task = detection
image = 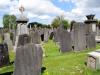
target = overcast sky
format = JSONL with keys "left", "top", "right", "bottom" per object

{"left": 0, "top": 0, "right": 100, "bottom": 27}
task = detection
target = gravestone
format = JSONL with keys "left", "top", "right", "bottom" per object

{"left": 13, "top": 43, "right": 43, "bottom": 75}
{"left": 84, "top": 14, "right": 97, "bottom": 49}
{"left": 4, "top": 33, "right": 13, "bottom": 51}
{"left": 56, "top": 25, "right": 72, "bottom": 53}
{"left": 17, "top": 34, "right": 31, "bottom": 47}
{"left": 53, "top": 28, "right": 60, "bottom": 42}
{"left": 87, "top": 50, "right": 100, "bottom": 70}
{"left": 0, "top": 43, "right": 10, "bottom": 67}
{"left": 44, "top": 28, "right": 49, "bottom": 42}
{"left": 86, "top": 33, "right": 96, "bottom": 48}
{"left": 72, "top": 22, "right": 86, "bottom": 51}
{"left": 30, "top": 31, "right": 41, "bottom": 44}
{"left": 17, "top": 23, "right": 29, "bottom": 35}
{"left": 14, "top": 6, "right": 29, "bottom": 51}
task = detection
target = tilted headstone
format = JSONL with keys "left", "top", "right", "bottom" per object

{"left": 72, "top": 22, "right": 86, "bottom": 51}
{"left": 4, "top": 33, "right": 13, "bottom": 51}
{"left": 13, "top": 43, "right": 43, "bottom": 75}
{"left": 0, "top": 43, "right": 10, "bottom": 67}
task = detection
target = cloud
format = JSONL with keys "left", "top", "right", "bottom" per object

{"left": 1, "top": 0, "right": 100, "bottom": 25}
{"left": 63, "top": 0, "right": 100, "bottom": 21}
{"left": 18, "top": 0, "right": 66, "bottom": 15}
{"left": 0, "top": 0, "right": 10, "bottom": 8}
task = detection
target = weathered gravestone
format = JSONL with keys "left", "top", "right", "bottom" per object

{"left": 86, "top": 32, "right": 96, "bottom": 48}
{"left": 30, "top": 30, "right": 41, "bottom": 44}
{"left": 87, "top": 50, "right": 100, "bottom": 70}
{"left": 14, "top": 6, "right": 29, "bottom": 51}
{"left": 56, "top": 25, "right": 72, "bottom": 53}
{"left": 0, "top": 43, "right": 10, "bottom": 67}
{"left": 44, "top": 28, "right": 49, "bottom": 42}
{"left": 13, "top": 34, "right": 43, "bottom": 75}
{"left": 4, "top": 33, "right": 13, "bottom": 51}
{"left": 72, "top": 22, "right": 87, "bottom": 51}
{"left": 84, "top": 14, "right": 97, "bottom": 49}
{"left": 17, "top": 34, "right": 31, "bottom": 46}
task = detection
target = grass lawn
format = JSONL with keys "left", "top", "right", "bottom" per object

{"left": 43, "top": 40, "right": 100, "bottom": 75}
{"left": 0, "top": 40, "right": 100, "bottom": 75}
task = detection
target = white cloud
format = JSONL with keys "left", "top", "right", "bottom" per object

{"left": 0, "top": 0, "right": 10, "bottom": 8}
{"left": 1, "top": 0, "right": 100, "bottom": 25}
{"left": 18, "top": 0, "right": 66, "bottom": 15}
{"left": 62, "top": 0, "right": 100, "bottom": 21}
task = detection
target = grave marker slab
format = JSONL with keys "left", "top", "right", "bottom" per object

{"left": 0, "top": 43, "right": 10, "bottom": 68}
{"left": 13, "top": 43, "right": 43, "bottom": 75}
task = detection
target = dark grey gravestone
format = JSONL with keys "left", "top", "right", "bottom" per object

{"left": 13, "top": 43, "right": 43, "bottom": 75}
{"left": 17, "top": 34, "right": 31, "bottom": 47}
{"left": 56, "top": 25, "right": 72, "bottom": 53}
{"left": 72, "top": 22, "right": 86, "bottom": 51}
{"left": 60, "top": 31, "right": 72, "bottom": 53}
{"left": 30, "top": 31, "right": 41, "bottom": 44}
{"left": 0, "top": 43, "right": 10, "bottom": 68}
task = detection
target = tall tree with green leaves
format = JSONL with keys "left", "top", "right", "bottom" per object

{"left": 3, "top": 14, "right": 17, "bottom": 29}
{"left": 51, "top": 15, "right": 70, "bottom": 29}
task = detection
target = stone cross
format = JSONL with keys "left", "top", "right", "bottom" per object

{"left": 19, "top": 5, "right": 25, "bottom": 15}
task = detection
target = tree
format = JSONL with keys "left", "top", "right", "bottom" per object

{"left": 3, "top": 14, "right": 17, "bottom": 29}
{"left": 51, "top": 15, "right": 70, "bottom": 29}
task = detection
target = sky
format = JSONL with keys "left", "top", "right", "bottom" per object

{"left": 0, "top": 0, "right": 100, "bottom": 27}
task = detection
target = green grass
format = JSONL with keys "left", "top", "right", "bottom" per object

{"left": 0, "top": 50, "right": 15, "bottom": 74}
{"left": 0, "top": 40, "right": 100, "bottom": 75}
{"left": 43, "top": 40, "right": 100, "bottom": 75}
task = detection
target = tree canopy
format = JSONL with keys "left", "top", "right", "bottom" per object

{"left": 51, "top": 15, "right": 70, "bottom": 29}
{"left": 3, "top": 14, "right": 17, "bottom": 29}
{"left": 28, "top": 22, "right": 51, "bottom": 28}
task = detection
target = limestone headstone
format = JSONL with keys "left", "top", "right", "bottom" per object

{"left": 13, "top": 43, "right": 43, "bottom": 75}
{"left": 17, "top": 23, "right": 29, "bottom": 35}
{"left": 17, "top": 34, "right": 31, "bottom": 47}
{"left": 4, "top": 33, "right": 13, "bottom": 50}
{"left": 87, "top": 50, "right": 100, "bottom": 70}
{"left": 56, "top": 25, "right": 72, "bottom": 53}
{"left": 44, "top": 28, "right": 49, "bottom": 42}
{"left": 0, "top": 43, "right": 10, "bottom": 67}
{"left": 86, "top": 33, "right": 96, "bottom": 48}
{"left": 30, "top": 31, "right": 41, "bottom": 44}
{"left": 72, "top": 22, "right": 86, "bottom": 51}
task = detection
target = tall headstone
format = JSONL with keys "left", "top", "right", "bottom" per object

{"left": 44, "top": 28, "right": 49, "bottom": 42}
{"left": 56, "top": 25, "right": 72, "bottom": 53}
{"left": 13, "top": 34, "right": 43, "bottom": 75}
{"left": 0, "top": 43, "right": 10, "bottom": 67}
{"left": 4, "top": 33, "right": 13, "bottom": 51}
{"left": 14, "top": 6, "right": 29, "bottom": 51}
{"left": 72, "top": 22, "right": 87, "bottom": 51}
{"left": 84, "top": 14, "right": 97, "bottom": 48}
